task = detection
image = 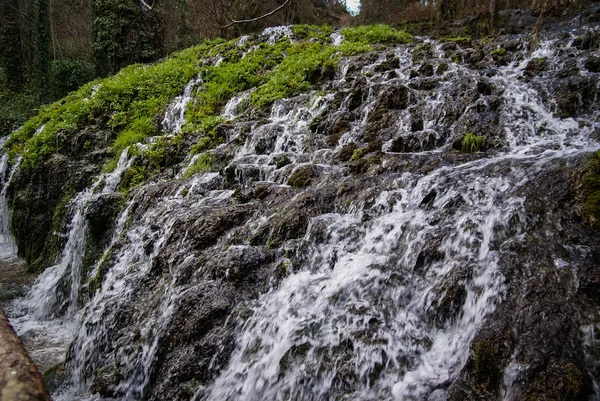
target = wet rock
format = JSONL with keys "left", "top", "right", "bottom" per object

{"left": 363, "top": 85, "right": 410, "bottom": 142}
{"left": 418, "top": 63, "right": 435, "bottom": 77}
{"left": 390, "top": 131, "right": 438, "bottom": 153}
{"left": 420, "top": 189, "right": 437, "bottom": 209}
{"left": 374, "top": 54, "right": 400, "bottom": 72}
{"left": 523, "top": 57, "right": 547, "bottom": 77}
{"left": 335, "top": 143, "right": 357, "bottom": 163}
{"left": 436, "top": 62, "right": 449, "bottom": 76}
{"left": 379, "top": 85, "right": 410, "bottom": 110}
{"left": 206, "top": 246, "right": 274, "bottom": 285}
{"left": 409, "top": 77, "right": 439, "bottom": 91}
{"left": 85, "top": 193, "right": 125, "bottom": 240}
{"left": 411, "top": 115, "right": 424, "bottom": 132}
{"left": 428, "top": 389, "right": 450, "bottom": 401}
{"left": 476, "top": 79, "right": 495, "bottom": 96}
{"left": 572, "top": 31, "right": 600, "bottom": 50}
{"left": 181, "top": 206, "right": 254, "bottom": 251}
{"left": 585, "top": 56, "right": 600, "bottom": 73}
{"left": 310, "top": 110, "right": 354, "bottom": 147}
{"left": 288, "top": 165, "right": 317, "bottom": 188}
{"left": 273, "top": 154, "right": 291, "bottom": 169}
{"left": 348, "top": 76, "right": 367, "bottom": 111}
{"left": 253, "top": 125, "right": 283, "bottom": 155}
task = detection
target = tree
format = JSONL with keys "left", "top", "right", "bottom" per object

{"left": 0, "top": 0, "right": 27, "bottom": 90}
{"left": 92, "top": 0, "right": 154, "bottom": 76}
{"left": 34, "top": 0, "right": 51, "bottom": 102}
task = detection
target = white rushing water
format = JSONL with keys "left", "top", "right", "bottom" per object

{"left": 3, "top": 26, "right": 600, "bottom": 401}
{"left": 198, "top": 37, "right": 599, "bottom": 401}
{"left": 0, "top": 149, "right": 21, "bottom": 260}
{"left": 6, "top": 148, "right": 133, "bottom": 372}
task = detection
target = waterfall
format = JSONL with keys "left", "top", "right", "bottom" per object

{"left": 6, "top": 148, "right": 132, "bottom": 373}
{"left": 3, "top": 18, "right": 600, "bottom": 401}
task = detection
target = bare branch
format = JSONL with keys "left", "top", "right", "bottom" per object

{"left": 0, "top": 0, "right": 35, "bottom": 23}
{"left": 221, "top": 0, "right": 292, "bottom": 28}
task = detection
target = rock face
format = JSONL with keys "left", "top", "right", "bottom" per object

{"left": 2, "top": 9, "right": 600, "bottom": 401}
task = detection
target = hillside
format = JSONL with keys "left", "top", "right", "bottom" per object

{"left": 1, "top": 10, "right": 600, "bottom": 401}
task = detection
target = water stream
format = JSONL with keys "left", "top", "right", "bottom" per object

{"left": 3, "top": 23, "right": 599, "bottom": 401}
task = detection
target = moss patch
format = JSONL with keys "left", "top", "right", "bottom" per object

{"left": 582, "top": 151, "right": 600, "bottom": 227}
{"left": 288, "top": 165, "right": 316, "bottom": 188}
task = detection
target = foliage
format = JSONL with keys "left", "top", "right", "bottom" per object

{"left": 6, "top": 42, "right": 209, "bottom": 166}
{"left": 490, "top": 47, "right": 506, "bottom": 57}
{"left": 251, "top": 41, "right": 338, "bottom": 108}
{"left": 340, "top": 25, "right": 413, "bottom": 45}
{"left": 291, "top": 25, "right": 335, "bottom": 41}
{"left": 92, "top": 0, "right": 155, "bottom": 76}
{"left": 50, "top": 59, "right": 96, "bottom": 100}
{"left": 0, "top": 1, "right": 25, "bottom": 92}
{"left": 0, "top": 75, "right": 37, "bottom": 137}
{"left": 35, "top": 0, "right": 52, "bottom": 103}
{"left": 461, "top": 133, "right": 486, "bottom": 153}
{"left": 6, "top": 25, "right": 412, "bottom": 171}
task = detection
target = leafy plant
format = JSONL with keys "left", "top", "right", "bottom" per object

{"left": 461, "top": 133, "right": 486, "bottom": 153}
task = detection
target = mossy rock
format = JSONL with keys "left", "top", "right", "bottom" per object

{"left": 469, "top": 340, "right": 501, "bottom": 391}
{"left": 581, "top": 152, "right": 600, "bottom": 228}
{"left": 336, "top": 143, "right": 357, "bottom": 163}
{"left": 288, "top": 165, "right": 316, "bottom": 188}
{"left": 374, "top": 54, "right": 400, "bottom": 72}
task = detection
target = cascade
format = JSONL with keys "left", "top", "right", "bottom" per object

{"left": 6, "top": 148, "right": 132, "bottom": 372}
{"left": 3, "top": 19, "right": 600, "bottom": 401}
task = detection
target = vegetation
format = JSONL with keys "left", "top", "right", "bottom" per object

{"left": 582, "top": 151, "right": 600, "bottom": 227}
{"left": 461, "top": 133, "right": 486, "bottom": 153}
{"left": 182, "top": 152, "right": 216, "bottom": 179}
{"left": 5, "top": 25, "right": 411, "bottom": 174}
{"left": 288, "top": 165, "right": 316, "bottom": 188}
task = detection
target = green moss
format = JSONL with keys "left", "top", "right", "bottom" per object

{"left": 461, "top": 133, "right": 486, "bottom": 153}
{"left": 251, "top": 42, "right": 338, "bottom": 109}
{"left": 117, "top": 135, "right": 182, "bottom": 190}
{"left": 490, "top": 47, "right": 506, "bottom": 57}
{"left": 351, "top": 148, "right": 367, "bottom": 161}
{"left": 291, "top": 25, "right": 334, "bottom": 41}
{"left": 7, "top": 26, "right": 411, "bottom": 170}
{"left": 182, "top": 152, "right": 215, "bottom": 179}
{"left": 338, "top": 42, "right": 374, "bottom": 55}
{"left": 288, "top": 165, "right": 315, "bottom": 188}
{"left": 340, "top": 25, "right": 413, "bottom": 45}
{"left": 441, "top": 36, "right": 471, "bottom": 43}
{"left": 582, "top": 151, "right": 600, "bottom": 227}
{"left": 471, "top": 340, "right": 500, "bottom": 390}
{"left": 5, "top": 40, "right": 220, "bottom": 167}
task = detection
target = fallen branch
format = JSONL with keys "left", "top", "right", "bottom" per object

{"left": 0, "top": 306, "right": 51, "bottom": 401}
{"left": 221, "top": 0, "right": 292, "bottom": 28}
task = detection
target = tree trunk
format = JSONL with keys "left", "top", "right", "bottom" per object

{"left": 490, "top": 0, "right": 498, "bottom": 26}
{"left": 0, "top": 0, "right": 25, "bottom": 91}
{"left": 34, "top": 0, "right": 51, "bottom": 103}
{"left": 0, "top": 306, "right": 51, "bottom": 401}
